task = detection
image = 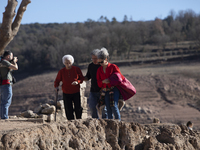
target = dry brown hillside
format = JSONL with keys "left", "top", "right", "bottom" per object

{"left": 9, "top": 60, "right": 200, "bottom": 130}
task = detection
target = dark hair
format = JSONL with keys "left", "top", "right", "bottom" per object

{"left": 2, "top": 50, "right": 12, "bottom": 58}
{"left": 187, "top": 121, "right": 192, "bottom": 127}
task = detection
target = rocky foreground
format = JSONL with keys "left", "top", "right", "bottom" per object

{"left": 0, "top": 118, "right": 200, "bottom": 150}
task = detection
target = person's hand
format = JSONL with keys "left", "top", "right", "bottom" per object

{"left": 55, "top": 87, "right": 59, "bottom": 91}
{"left": 71, "top": 81, "right": 78, "bottom": 85}
{"left": 102, "top": 79, "right": 110, "bottom": 84}
{"left": 13, "top": 57, "right": 18, "bottom": 63}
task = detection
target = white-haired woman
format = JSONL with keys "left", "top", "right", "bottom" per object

{"left": 54, "top": 55, "right": 84, "bottom": 120}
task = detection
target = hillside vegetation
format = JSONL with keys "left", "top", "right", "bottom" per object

{"left": 2, "top": 9, "right": 200, "bottom": 74}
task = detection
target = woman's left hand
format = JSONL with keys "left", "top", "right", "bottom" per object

{"left": 71, "top": 81, "right": 78, "bottom": 85}
{"left": 102, "top": 79, "right": 110, "bottom": 84}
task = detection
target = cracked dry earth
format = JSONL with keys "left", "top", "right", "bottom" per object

{"left": 1, "top": 119, "right": 200, "bottom": 149}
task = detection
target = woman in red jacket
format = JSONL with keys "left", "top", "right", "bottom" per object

{"left": 96, "top": 48, "right": 124, "bottom": 120}
{"left": 54, "top": 55, "right": 84, "bottom": 120}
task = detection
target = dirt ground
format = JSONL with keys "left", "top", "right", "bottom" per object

{"left": 118, "top": 61, "right": 200, "bottom": 130}
{"left": 0, "top": 119, "right": 45, "bottom": 133}
{"left": 1, "top": 60, "right": 200, "bottom": 132}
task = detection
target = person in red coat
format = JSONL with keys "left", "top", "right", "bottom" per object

{"left": 54, "top": 55, "right": 84, "bottom": 120}
{"left": 96, "top": 48, "right": 124, "bottom": 120}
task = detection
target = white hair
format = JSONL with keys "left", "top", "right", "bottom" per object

{"left": 97, "top": 47, "right": 109, "bottom": 60}
{"left": 91, "top": 49, "right": 100, "bottom": 56}
{"left": 62, "top": 55, "right": 74, "bottom": 65}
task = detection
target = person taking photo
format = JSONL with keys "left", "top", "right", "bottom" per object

{"left": 0, "top": 50, "right": 18, "bottom": 119}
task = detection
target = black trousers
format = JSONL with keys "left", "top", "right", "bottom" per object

{"left": 63, "top": 92, "right": 82, "bottom": 120}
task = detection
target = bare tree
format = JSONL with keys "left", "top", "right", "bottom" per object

{"left": 0, "top": 0, "right": 31, "bottom": 54}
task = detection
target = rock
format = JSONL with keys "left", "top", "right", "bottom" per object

{"left": 9, "top": 116, "right": 18, "bottom": 119}
{"left": 34, "top": 105, "right": 42, "bottom": 113}
{"left": 41, "top": 103, "right": 50, "bottom": 109}
{"left": 47, "top": 100, "right": 55, "bottom": 105}
{"left": 57, "top": 100, "right": 64, "bottom": 109}
{"left": 47, "top": 114, "right": 55, "bottom": 122}
{"left": 20, "top": 110, "right": 37, "bottom": 118}
{"left": 38, "top": 114, "right": 48, "bottom": 121}
{"left": 136, "top": 106, "right": 141, "bottom": 113}
{"left": 41, "top": 106, "right": 56, "bottom": 114}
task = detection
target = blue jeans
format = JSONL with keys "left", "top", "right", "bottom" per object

{"left": 0, "top": 84, "right": 13, "bottom": 119}
{"left": 89, "top": 92, "right": 107, "bottom": 119}
{"left": 105, "top": 87, "right": 121, "bottom": 120}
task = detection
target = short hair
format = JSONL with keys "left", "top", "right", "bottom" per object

{"left": 62, "top": 55, "right": 74, "bottom": 65}
{"left": 2, "top": 50, "right": 12, "bottom": 58}
{"left": 187, "top": 121, "right": 192, "bottom": 127}
{"left": 91, "top": 49, "right": 100, "bottom": 56}
{"left": 97, "top": 47, "right": 109, "bottom": 60}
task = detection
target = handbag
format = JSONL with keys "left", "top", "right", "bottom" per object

{"left": 109, "top": 72, "right": 136, "bottom": 100}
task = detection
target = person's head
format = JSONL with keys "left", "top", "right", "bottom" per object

{"left": 187, "top": 121, "right": 193, "bottom": 128}
{"left": 91, "top": 49, "right": 100, "bottom": 65}
{"left": 2, "top": 50, "right": 13, "bottom": 61}
{"left": 153, "top": 118, "right": 160, "bottom": 123}
{"left": 62, "top": 55, "right": 74, "bottom": 69}
{"left": 97, "top": 47, "right": 109, "bottom": 66}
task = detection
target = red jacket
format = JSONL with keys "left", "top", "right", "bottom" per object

{"left": 96, "top": 63, "right": 124, "bottom": 88}
{"left": 54, "top": 66, "right": 84, "bottom": 94}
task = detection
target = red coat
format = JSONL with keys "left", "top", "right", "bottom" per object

{"left": 54, "top": 66, "right": 84, "bottom": 94}
{"left": 96, "top": 63, "right": 124, "bottom": 88}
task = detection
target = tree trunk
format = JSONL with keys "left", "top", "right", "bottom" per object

{"left": 0, "top": 0, "right": 31, "bottom": 55}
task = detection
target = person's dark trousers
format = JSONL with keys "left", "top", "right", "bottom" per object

{"left": 63, "top": 92, "right": 82, "bottom": 120}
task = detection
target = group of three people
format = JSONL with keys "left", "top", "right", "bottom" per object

{"left": 54, "top": 47, "right": 130, "bottom": 120}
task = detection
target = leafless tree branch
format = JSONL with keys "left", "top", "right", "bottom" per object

{"left": 0, "top": 0, "right": 31, "bottom": 54}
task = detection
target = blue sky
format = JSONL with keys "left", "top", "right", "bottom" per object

{"left": 0, "top": 0, "right": 200, "bottom": 24}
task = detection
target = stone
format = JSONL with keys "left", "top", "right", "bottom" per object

{"left": 34, "top": 105, "right": 42, "bottom": 113}
{"left": 20, "top": 110, "right": 37, "bottom": 118}
{"left": 9, "top": 116, "right": 18, "bottom": 119}
{"left": 136, "top": 106, "right": 141, "bottom": 113}
{"left": 38, "top": 114, "right": 48, "bottom": 121}
{"left": 57, "top": 100, "right": 64, "bottom": 109}
{"left": 41, "top": 103, "right": 50, "bottom": 109}
{"left": 47, "top": 114, "right": 55, "bottom": 122}
{"left": 41, "top": 106, "right": 56, "bottom": 114}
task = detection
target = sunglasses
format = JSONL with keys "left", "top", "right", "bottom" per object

{"left": 98, "top": 61, "right": 104, "bottom": 64}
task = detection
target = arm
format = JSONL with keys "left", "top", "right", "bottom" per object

{"left": 102, "top": 64, "right": 120, "bottom": 84}
{"left": 112, "top": 64, "right": 121, "bottom": 73}
{"left": 9, "top": 63, "right": 18, "bottom": 70}
{"left": 9, "top": 57, "right": 18, "bottom": 70}
{"left": 76, "top": 67, "right": 84, "bottom": 84}
{"left": 54, "top": 70, "right": 62, "bottom": 88}
{"left": 111, "top": 64, "right": 125, "bottom": 80}
{"left": 84, "top": 65, "right": 91, "bottom": 81}
{"left": 96, "top": 68, "right": 103, "bottom": 88}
